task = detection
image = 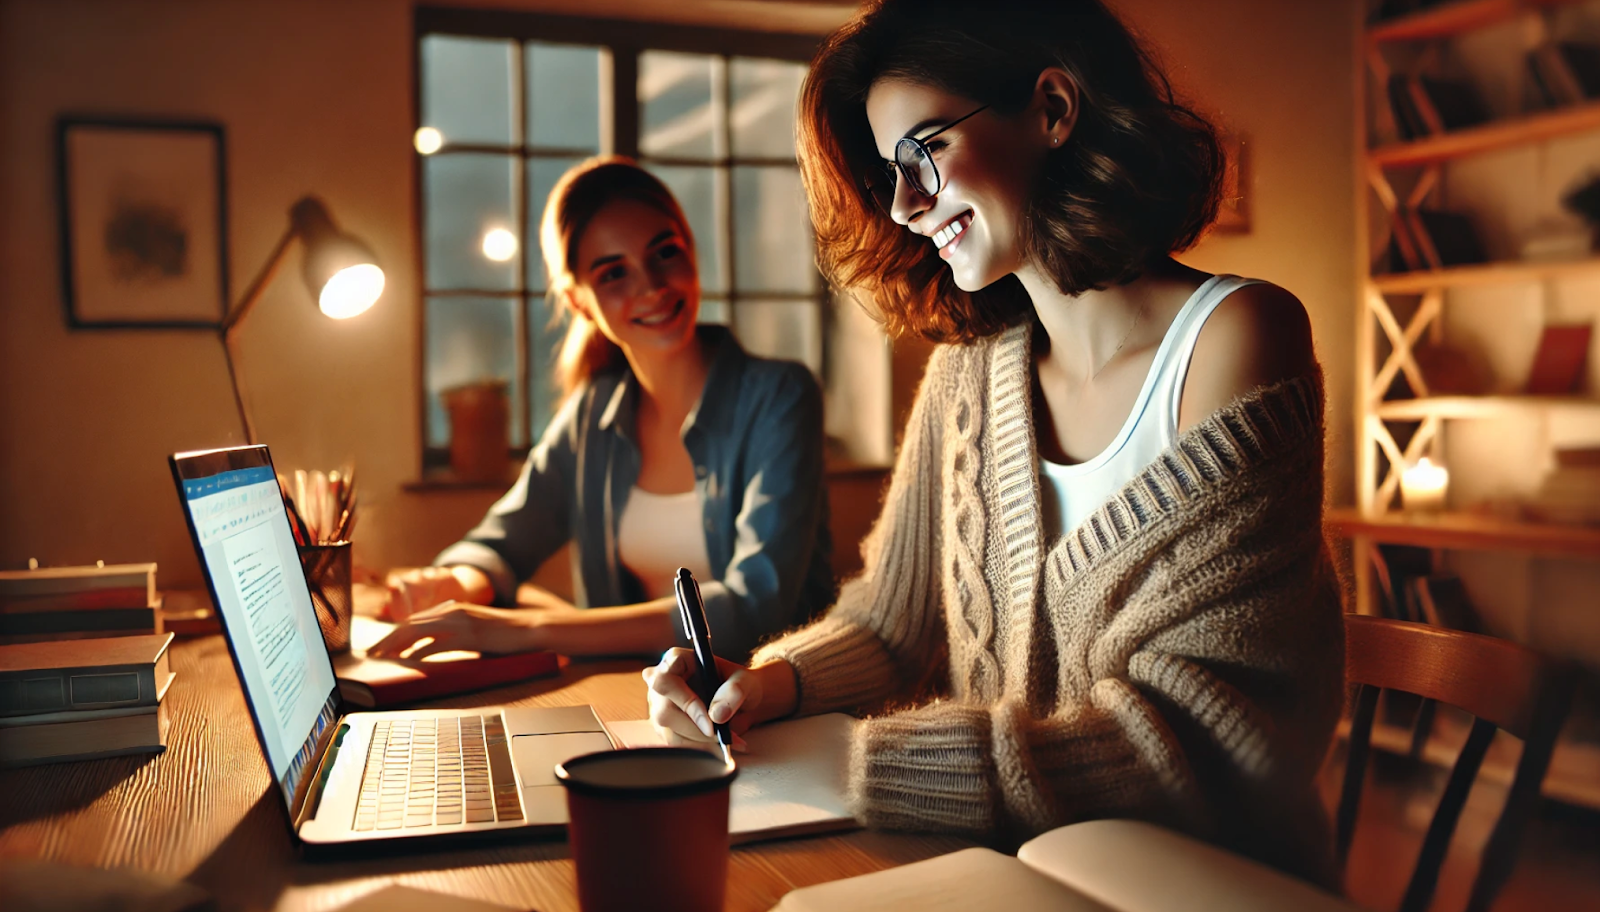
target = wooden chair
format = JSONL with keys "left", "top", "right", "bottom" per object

{"left": 1336, "top": 615, "right": 1575, "bottom": 912}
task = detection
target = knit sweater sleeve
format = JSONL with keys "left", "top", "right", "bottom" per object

{"left": 748, "top": 347, "right": 954, "bottom": 715}
{"left": 842, "top": 379, "right": 1346, "bottom": 870}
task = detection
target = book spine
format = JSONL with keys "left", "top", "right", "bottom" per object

{"left": 0, "top": 608, "right": 159, "bottom": 636}
{"left": 0, "top": 654, "right": 167, "bottom": 717}
{"left": 0, "top": 588, "right": 156, "bottom": 614}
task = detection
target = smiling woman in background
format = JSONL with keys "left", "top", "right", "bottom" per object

{"left": 645, "top": 0, "right": 1345, "bottom": 886}
{"left": 371, "top": 157, "right": 833, "bottom": 664}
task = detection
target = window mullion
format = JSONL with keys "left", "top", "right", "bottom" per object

{"left": 605, "top": 46, "right": 640, "bottom": 159}
{"left": 716, "top": 55, "right": 735, "bottom": 324}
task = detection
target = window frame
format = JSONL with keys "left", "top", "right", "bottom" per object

{"left": 412, "top": 7, "right": 825, "bottom": 479}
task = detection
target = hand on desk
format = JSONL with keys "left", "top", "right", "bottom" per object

{"left": 381, "top": 565, "right": 496, "bottom": 622}
{"left": 643, "top": 648, "right": 800, "bottom": 753}
{"left": 367, "top": 602, "right": 543, "bottom": 659}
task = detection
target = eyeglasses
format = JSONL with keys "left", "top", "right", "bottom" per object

{"left": 863, "top": 104, "right": 990, "bottom": 212}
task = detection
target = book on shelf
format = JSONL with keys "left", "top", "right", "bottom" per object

{"left": 0, "top": 672, "right": 174, "bottom": 766}
{"left": 1525, "top": 323, "right": 1593, "bottom": 395}
{"left": 1387, "top": 74, "right": 1431, "bottom": 141}
{"left": 0, "top": 632, "right": 174, "bottom": 717}
{"left": 1528, "top": 42, "right": 1600, "bottom": 109}
{"left": 0, "top": 562, "right": 157, "bottom": 611}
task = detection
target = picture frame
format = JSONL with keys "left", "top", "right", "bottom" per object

{"left": 56, "top": 117, "right": 230, "bottom": 330}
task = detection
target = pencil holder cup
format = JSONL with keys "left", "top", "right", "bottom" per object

{"left": 298, "top": 540, "right": 353, "bottom": 654}
{"left": 556, "top": 748, "right": 737, "bottom": 912}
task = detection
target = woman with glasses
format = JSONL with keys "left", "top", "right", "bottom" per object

{"left": 370, "top": 158, "right": 833, "bottom": 664}
{"left": 645, "top": 0, "right": 1344, "bottom": 884}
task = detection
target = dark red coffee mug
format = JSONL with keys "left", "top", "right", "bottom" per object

{"left": 556, "top": 747, "right": 737, "bottom": 912}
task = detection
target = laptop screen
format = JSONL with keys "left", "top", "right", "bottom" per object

{"left": 174, "top": 454, "right": 339, "bottom": 808}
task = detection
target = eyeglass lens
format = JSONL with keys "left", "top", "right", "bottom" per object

{"left": 896, "top": 138, "right": 938, "bottom": 197}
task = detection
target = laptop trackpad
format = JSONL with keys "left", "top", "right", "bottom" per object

{"left": 503, "top": 705, "right": 607, "bottom": 736}
{"left": 511, "top": 731, "right": 615, "bottom": 787}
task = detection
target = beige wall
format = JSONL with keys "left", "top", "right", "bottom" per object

{"left": 0, "top": 0, "right": 1358, "bottom": 591}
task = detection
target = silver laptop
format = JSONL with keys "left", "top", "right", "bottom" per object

{"left": 169, "top": 444, "right": 614, "bottom": 848}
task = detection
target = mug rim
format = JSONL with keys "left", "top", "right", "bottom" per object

{"left": 555, "top": 747, "right": 737, "bottom": 800}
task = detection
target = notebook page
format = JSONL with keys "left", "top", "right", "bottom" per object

{"left": 605, "top": 712, "right": 857, "bottom": 843}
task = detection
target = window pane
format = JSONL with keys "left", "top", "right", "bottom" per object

{"left": 425, "top": 153, "right": 518, "bottom": 290}
{"left": 698, "top": 298, "right": 729, "bottom": 325}
{"left": 425, "top": 296, "right": 522, "bottom": 448}
{"left": 648, "top": 165, "right": 726, "bottom": 294}
{"left": 734, "top": 300, "right": 821, "bottom": 376}
{"left": 528, "top": 294, "right": 566, "bottom": 443}
{"left": 420, "top": 35, "right": 515, "bottom": 147}
{"left": 527, "top": 156, "right": 586, "bottom": 291}
{"left": 733, "top": 166, "right": 815, "bottom": 293}
{"left": 640, "top": 51, "right": 720, "bottom": 160}
{"left": 527, "top": 42, "right": 601, "bottom": 151}
{"left": 730, "top": 58, "right": 805, "bottom": 159}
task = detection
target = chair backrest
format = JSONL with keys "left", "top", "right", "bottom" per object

{"left": 1336, "top": 615, "right": 1573, "bottom": 912}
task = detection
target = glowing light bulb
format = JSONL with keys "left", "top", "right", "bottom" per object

{"left": 319, "top": 263, "right": 384, "bottom": 319}
{"left": 413, "top": 127, "right": 444, "bottom": 155}
{"left": 482, "top": 228, "right": 518, "bottom": 262}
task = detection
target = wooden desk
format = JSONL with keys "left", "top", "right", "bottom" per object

{"left": 0, "top": 636, "right": 973, "bottom": 911}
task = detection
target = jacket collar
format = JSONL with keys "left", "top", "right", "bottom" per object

{"left": 596, "top": 325, "right": 748, "bottom": 441}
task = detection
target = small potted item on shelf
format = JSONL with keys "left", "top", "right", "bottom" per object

{"left": 1400, "top": 456, "right": 1449, "bottom": 513}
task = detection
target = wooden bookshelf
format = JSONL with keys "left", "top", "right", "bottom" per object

{"left": 1338, "top": 716, "right": 1600, "bottom": 810}
{"left": 1367, "top": 0, "right": 1587, "bottom": 45}
{"left": 1372, "top": 395, "right": 1600, "bottom": 420}
{"left": 1373, "top": 255, "right": 1600, "bottom": 292}
{"left": 1369, "top": 98, "right": 1600, "bottom": 166}
{"left": 1328, "top": 507, "right": 1600, "bottom": 558}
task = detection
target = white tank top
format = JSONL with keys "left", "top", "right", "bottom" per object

{"left": 617, "top": 487, "right": 713, "bottom": 599}
{"left": 1039, "top": 274, "right": 1263, "bottom": 538}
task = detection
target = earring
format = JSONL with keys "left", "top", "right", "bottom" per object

{"left": 1052, "top": 137, "right": 1059, "bottom": 145}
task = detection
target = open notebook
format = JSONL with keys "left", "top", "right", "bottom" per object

{"left": 604, "top": 712, "right": 857, "bottom": 844}
{"left": 773, "top": 819, "right": 1363, "bottom": 912}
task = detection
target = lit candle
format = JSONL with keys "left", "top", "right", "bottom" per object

{"left": 1400, "top": 457, "right": 1449, "bottom": 513}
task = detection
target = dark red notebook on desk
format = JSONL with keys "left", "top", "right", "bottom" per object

{"left": 335, "top": 616, "right": 561, "bottom": 709}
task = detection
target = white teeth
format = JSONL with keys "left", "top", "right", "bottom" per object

{"left": 933, "top": 215, "right": 968, "bottom": 249}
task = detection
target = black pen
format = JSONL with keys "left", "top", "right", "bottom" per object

{"left": 673, "top": 567, "right": 733, "bottom": 765}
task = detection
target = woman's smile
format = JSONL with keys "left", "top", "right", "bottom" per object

{"left": 932, "top": 210, "right": 973, "bottom": 259}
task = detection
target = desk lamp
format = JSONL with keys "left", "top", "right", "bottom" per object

{"left": 221, "top": 196, "right": 384, "bottom": 443}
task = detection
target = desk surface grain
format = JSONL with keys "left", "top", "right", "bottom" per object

{"left": 0, "top": 635, "right": 972, "bottom": 912}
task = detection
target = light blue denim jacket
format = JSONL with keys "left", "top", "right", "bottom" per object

{"left": 434, "top": 327, "right": 834, "bottom": 662}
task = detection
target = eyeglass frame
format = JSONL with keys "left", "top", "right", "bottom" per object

{"left": 864, "top": 104, "right": 991, "bottom": 212}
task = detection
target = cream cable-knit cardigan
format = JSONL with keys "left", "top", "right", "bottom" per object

{"left": 751, "top": 321, "right": 1345, "bottom": 882}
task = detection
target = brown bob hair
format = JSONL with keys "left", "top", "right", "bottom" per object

{"left": 540, "top": 156, "right": 697, "bottom": 396}
{"left": 799, "top": 0, "right": 1225, "bottom": 343}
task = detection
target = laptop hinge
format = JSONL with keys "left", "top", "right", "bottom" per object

{"left": 290, "top": 712, "right": 351, "bottom": 831}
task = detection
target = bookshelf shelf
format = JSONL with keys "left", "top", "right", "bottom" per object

{"left": 1372, "top": 254, "right": 1600, "bottom": 292}
{"left": 1327, "top": 507, "right": 1600, "bottom": 557}
{"left": 1367, "top": 0, "right": 1586, "bottom": 45}
{"left": 1372, "top": 395, "right": 1600, "bottom": 419}
{"left": 1369, "top": 98, "right": 1600, "bottom": 167}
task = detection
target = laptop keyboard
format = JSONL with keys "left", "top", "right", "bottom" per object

{"left": 353, "top": 714, "right": 524, "bottom": 831}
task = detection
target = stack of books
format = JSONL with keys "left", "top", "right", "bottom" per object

{"left": 0, "top": 632, "right": 176, "bottom": 766}
{"left": 0, "top": 563, "right": 162, "bottom": 643}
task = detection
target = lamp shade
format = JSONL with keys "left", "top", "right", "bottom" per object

{"left": 290, "top": 196, "right": 384, "bottom": 319}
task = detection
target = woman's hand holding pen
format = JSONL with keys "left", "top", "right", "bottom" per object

{"left": 643, "top": 650, "right": 799, "bottom": 752}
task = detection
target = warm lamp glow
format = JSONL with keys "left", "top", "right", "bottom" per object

{"left": 414, "top": 127, "right": 444, "bottom": 155}
{"left": 319, "top": 263, "right": 385, "bottom": 319}
{"left": 482, "top": 227, "right": 518, "bottom": 262}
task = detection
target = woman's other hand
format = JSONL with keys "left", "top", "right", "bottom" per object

{"left": 366, "top": 602, "right": 540, "bottom": 659}
{"left": 642, "top": 650, "right": 799, "bottom": 751}
{"left": 382, "top": 565, "right": 494, "bottom": 622}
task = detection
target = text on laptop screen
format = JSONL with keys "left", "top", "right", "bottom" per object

{"left": 182, "top": 465, "right": 338, "bottom": 802}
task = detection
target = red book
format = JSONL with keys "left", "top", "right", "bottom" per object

{"left": 333, "top": 650, "right": 562, "bottom": 709}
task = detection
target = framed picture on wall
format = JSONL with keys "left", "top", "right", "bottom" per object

{"left": 56, "top": 117, "right": 230, "bottom": 329}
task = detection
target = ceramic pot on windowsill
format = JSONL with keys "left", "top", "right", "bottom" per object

{"left": 443, "top": 380, "right": 511, "bottom": 483}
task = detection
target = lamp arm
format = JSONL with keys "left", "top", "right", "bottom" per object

{"left": 220, "top": 223, "right": 300, "bottom": 445}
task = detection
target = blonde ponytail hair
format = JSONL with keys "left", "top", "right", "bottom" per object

{"left": 541, "top": 156, "right": 696, "bottom": 399}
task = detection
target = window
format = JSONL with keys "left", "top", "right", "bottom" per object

{"left": 415, "top": 10, "right": 829, "bottom": 473}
